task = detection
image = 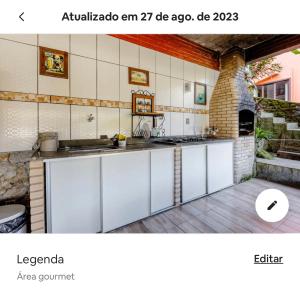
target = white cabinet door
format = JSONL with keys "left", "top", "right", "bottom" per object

{"left": 46, "top": 157, "right": 101, "bottom": 233}
{"left": 151, "top": 148, "right": 174, "bottom": 214}
{"left": 207, "top": 142, "right": 234, "bottom": 194}
{"left": 182, "top": 145, "right": 207, "bottom": 202}
{"left": 102, "top": 151, "right": 150, "bottom": 232}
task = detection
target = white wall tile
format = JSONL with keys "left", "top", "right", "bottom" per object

{"left": 71, "top": 34, "right": 96, "bottom": 58}
{"left": 39, "top": 34, "right": 70, "bottom": 52}
{"left": 183, "top": 113, "right": 195, "bottom": 135}
{"left": 194, "top": 114, "right": 209, "bottom": 135}
{"left": 119, "top": 108, "right": 132, "bottom": 137}
{"left": 0, "top": 39, "right": 37, "bottom": 93}
{"left": 156, "top": 75, "right": 170, "bottom": 106}
{"left": 98, "top": 61, "right": 119, "bottom": 101}
{"left": 39, "top": 103, "right": 70, "bottom": 140}
{"left": 139, "top": 72, "right": 155, "bottom": 95}
{"left": 170, "top": 112, "right": 184, "bottom": 136}
{"left": 70, "top": 55, "right": 96, "bottom": 99}
{"left": 120, "top": 40, "right": 139, "bottom": 67}
{"left": 0, "top": 34, "right": 37, "bottom": 45}
{"left": 206, "top": 68, "right": 215, "bottom": 86}
{"left": 195, "top": 65, "right": 206, "bottom": 84}
{"left": 207, "top": 85, "right": 214, "bottom": 107}
{"left": 203, "top": 114, "right": 209, "bottom": 130}
{"left": 97, "top": 35, "right": 119, "bottom": 64}
{"left": 156, "top": 52, "right": 170, "bottom": 76}
{"left": 170, "top": 78, "right": 184, "bottom": 107}
{"left": 171, "top": 57, "right": 183, "bottom": 79}
{"left": 0, "top": 35, "right": 217, "bottom": 151}
{"left": 98, "top": 107, "right": 119, "bottom": 138}
{"left": 183, "top": 81, "right": 194, "bottom": 109}
{"left": 140, "top": 47, "right": 155, "bottom": 73}
{"left": 120, "top": 66, "right": 138, "bottom": 102}
{"left": 38, "top": 75, "right": 69, "bottom": 96}
{"left": 71, "top": 106, "right": 96, "bottom": 139}
{"left": 184, "top": 61, "right": 195, "bottom": 82}
{"left": 0, "top": 101, "right": 37, "bottom": 152}
{"left": 157, "top": 112, "right": 171, "bottom": 136}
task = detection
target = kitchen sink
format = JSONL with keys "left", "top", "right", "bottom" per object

{"left": 64, "top": 145, "right": 121, "bottom": 153}
{"left": 59, "top": 143, "right": 160, "bottom": 154}
{"left": 125, "top": 143, "right": 158, "bottom": 150}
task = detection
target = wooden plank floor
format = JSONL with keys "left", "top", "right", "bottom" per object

{"left": 113, "top": 178, "right": 300, "bottom": 233}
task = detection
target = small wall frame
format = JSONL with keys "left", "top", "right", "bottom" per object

{"left": 39, "top": 47, "right": 69, "bottom": 79}
{"left": 194, "top": 82, "right": 207, "bottom": 105}
{"left": 128, "top": 67, "right": 150, "bottom": 86}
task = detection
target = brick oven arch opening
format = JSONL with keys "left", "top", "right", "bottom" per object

{"left": 239, "top": 109, "right": 254, "bottom": 136}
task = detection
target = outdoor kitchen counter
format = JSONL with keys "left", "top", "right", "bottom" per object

{"left": 34, "top": 143, "right": 174, "bottom": 160}
{"left": 172, "top": 137, "right": 234, "bottom": 146}
{"left": 33, "top": 137, "right": 234, "bottom": 160}
{"left": 29, "top": 137, "right": 235, "bottom": 233}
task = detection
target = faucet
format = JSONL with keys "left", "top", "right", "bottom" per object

{"left": 87, "top": 114, "right": 95, "bottom": 122}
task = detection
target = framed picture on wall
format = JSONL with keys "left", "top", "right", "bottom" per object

{"left": 194, "top": 82, "right": 207, "bottom": 105}
{"left": 128, "top": 67, "right": 149, "bottom": 86}
{"left": 39, "top": 47, "right": 69, "bottom": 79}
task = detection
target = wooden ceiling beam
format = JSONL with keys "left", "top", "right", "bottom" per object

{"left": 245, "top": 35, "right": 300, "bottom": 63}
{"left": 110, "top": 34, "right": 220, "bottom": 70}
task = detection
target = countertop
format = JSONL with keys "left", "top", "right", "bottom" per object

{"left": 34, "top": 137, "right": 234, "bottom": 161}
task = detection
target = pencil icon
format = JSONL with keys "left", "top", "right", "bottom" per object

{"left": 267, "top": 201, "right": 277, "bottom": 210}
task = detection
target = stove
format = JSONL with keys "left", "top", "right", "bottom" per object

{"left": 154, "top": 136, "right": 206, "bottom": 145}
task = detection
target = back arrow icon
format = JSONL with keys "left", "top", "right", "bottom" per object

{"left": 19, "top": 12, "right": 24, "bottom": 21}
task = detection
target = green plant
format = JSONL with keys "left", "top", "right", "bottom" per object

{"left": 255, "top": 127, "right": 273, "bottom": 140}
{"left": 291, "top": 49, "right": 300, "bottom": 55}
{"left": 257, "top": 149, "right": 273, "bottom": 160}
{"left": 255, "top": 127, "right": 274, "bottom": 159}
{"left": 240, "top": 175, "right": 253, "bottom": 182}
{"left": 245, "top": 57, "right": 282, "bottom": 92}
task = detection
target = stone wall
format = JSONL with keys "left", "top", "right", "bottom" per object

{"left": 234, "top": 136, "right": 255, "bottom": 183}
{"left": 256, "top": 160, "right": 300, "bottom": 188}
{"left": 0, "top": 151, "right": 32, "bottom": 202}
{"left": 256, "top": 97, "right": 300, "bottom": 124}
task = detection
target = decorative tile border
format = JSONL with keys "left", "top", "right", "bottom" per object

{"left": 155, "top": 105, "right": 208, "bottom": 115}
{"left": 0, "top": 91, "right": 50, "bottom": 103}
{"left": 51, "top": 95, "right": 99, "bottom": 107}
{"left": 0, "top": 91, "right": 209, "bottom": 115}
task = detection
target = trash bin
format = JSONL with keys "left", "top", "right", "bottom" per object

{"left": 0, "top": 204, "right": 26, "bottom": 233}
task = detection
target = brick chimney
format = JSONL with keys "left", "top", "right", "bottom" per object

{"left": 209, "top": 47, "right": 255, "bottom": 183}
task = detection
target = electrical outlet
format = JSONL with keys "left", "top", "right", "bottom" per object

{"left": 184, "top": 81, "right": 191, "bottom": 93}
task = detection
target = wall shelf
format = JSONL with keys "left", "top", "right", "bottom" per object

{"left": 132, "top": 112, "right": 164, "bottom": 117}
